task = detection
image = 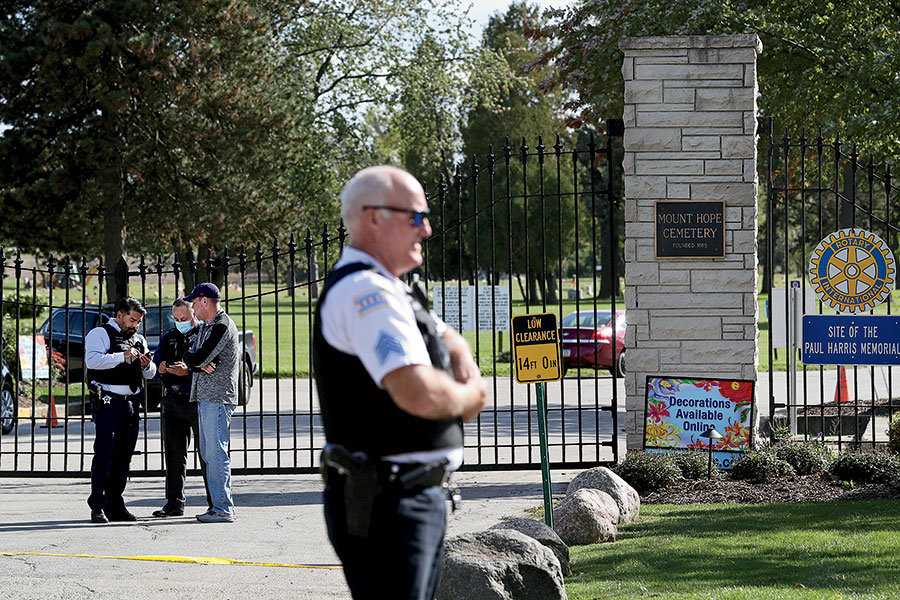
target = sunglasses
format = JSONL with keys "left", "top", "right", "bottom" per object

{"left": 363, "top": 205, "right": 430, "bottom": 227}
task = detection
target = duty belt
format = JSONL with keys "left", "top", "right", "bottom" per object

{"left": 320, "top": 445, "right": 458, "bottom": 537}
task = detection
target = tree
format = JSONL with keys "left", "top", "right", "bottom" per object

{"left": 2, "top": 0, "right": 506, "bottom": 302}
{"left": 436, "top": 1, "right": 578, "bottom": 305}
{"left": 530, "top": 0, "right": 900, "bottom": 156}
{"left": 0, "top": 0, "right": 296, "bottom": 299}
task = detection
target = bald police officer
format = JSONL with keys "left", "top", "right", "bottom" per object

{"left": 314, "top": 166, "right": 487, "bottom": 599}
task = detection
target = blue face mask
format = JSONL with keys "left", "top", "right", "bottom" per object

{"left": 175, "top": 320, "right": 194, "bottom": 334}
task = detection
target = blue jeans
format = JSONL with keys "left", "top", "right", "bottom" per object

{"left": 197, "top": 402, "right": 235, "bottom": 515}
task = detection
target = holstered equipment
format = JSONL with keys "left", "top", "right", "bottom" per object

{"left": 321, "top": 445, "right": 455, "bottom": 536}
{"left": 88, "top": 384, "right": 137, "bottom": 418}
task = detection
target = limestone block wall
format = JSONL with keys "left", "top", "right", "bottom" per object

{"left": 620, "top": 35, "right": 762, "bottom": 450}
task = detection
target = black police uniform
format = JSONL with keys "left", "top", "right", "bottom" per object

{"left": 86, "top": 323, "right": 147, "bottom": 516}
{"left": 153, "top": 326, "right": 211, "bottom": 512}
{"left": 313, "top": 262, "right": 462, "bottom": 600}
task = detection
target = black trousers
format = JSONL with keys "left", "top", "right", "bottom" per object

{"left": 324, "top": 480, "right": 446, "bottom": 600}
{"left": 88, "top": 397, "right": 139, "bottom": 513}
{"left": 160, "top": 396, "right": 211, "bottom": 510}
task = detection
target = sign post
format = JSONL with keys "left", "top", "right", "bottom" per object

{"left": 511, "top": 313, "right": 561, "bottom": 527}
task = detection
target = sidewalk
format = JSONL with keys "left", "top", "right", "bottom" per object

{"left": 0, "top": 470, "right": 576, "bottom": 600}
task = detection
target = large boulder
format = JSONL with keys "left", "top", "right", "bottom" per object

{"left": 436, "top": 529, "right": 567, "bottom": 600}
{"left": 566, "top": 466, "right": 640, "bottom": 524}
{"left": 553, "top": 488, "right": 618, "bottom": 546}
{"left": 489, "top": 518, "right": 571, "bottom": 576}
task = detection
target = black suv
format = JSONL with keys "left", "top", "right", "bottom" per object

{"left": 39, "top": 304, "right": 257, "bottom": 408}
{"left": 1, "top": 356, "right": 15, "bottom": 434}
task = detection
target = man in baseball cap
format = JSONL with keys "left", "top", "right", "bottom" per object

{"left": 183, "top": 282, "right": 221, "bottom": 302}
{"left": 180, "top": 280, "right": 240, "bottom": 522}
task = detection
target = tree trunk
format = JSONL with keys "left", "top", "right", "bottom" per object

{"left": 196, "top": 243, "right": 212, "bottom": 284}
{"left": 101, "top": 105, "right": 127, "bottom": 305}
{"left": 103, "top": 197, "right": 126, "bottom": 305}
{"left": 546, "top": 272, "right": 558, "bottom": 304}
{"left": 310, "top": 258, "right": 319, "bottom": 299}
{"left": 528, "top": 272, "right": 540, "bottom": 305}
{"left": 178, "top": 247, "right": 197, "bottom": 295}
{"left": 516, "top": 273, "right": 526, "bottom": 303}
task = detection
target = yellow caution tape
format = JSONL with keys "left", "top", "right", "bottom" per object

{"left": 1, "top": 552, "right": 341, "bottom": 570}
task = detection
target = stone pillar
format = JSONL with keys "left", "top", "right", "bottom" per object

{"left": 620, "top": 35, "right": 762, "bottom": 451}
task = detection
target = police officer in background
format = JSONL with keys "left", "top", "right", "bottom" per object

{"left": 151, "top": 298, "right": 211, "bottom": 517}
{"left": 85, "top": 297, "right": 157, "bottom": 523}
{"left": 314, "top": 166, "right": 487, "bottom": 599}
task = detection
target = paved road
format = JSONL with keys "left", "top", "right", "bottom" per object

{"left": 5, "top": 367, "right": 897, "bottom": 474}
{"left": 1, "top": 376, "right": 628, "bottom": 473}
{"left": 0, "top": 469, "right": 576, "bottom": 600}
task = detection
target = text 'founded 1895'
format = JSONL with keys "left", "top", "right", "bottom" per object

{"left": 511, "top": 313, "right": 561, "bottom": 384}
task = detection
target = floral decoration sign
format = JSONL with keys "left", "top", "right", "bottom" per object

{"left": 643, "top": 376, "right": 754, "bottom": 469}
{"left": 18, "top": 334, "right": 50, "bottom": 380}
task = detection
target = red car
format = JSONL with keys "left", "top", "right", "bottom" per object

{"left": 560, "top": 309, "right": 626, "bottom": 377}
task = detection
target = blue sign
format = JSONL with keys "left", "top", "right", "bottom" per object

{"left": 802, "top": 315, "right": 900, "bottom": 365}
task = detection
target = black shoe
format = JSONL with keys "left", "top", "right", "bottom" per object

{"left": 152, "top": 506, "right": 184, "bottom": 518}
{"left": 105, "top": 509, "right": 137, "bottom": 522}
{"left": 90, "top": 509, "right": 108, "bottom": 524}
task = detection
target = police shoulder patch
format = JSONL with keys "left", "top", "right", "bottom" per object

{"left": 354, "top": 289, "right": 389, "bottom": 316}
{"left": 375, "top": 331, "right": 405, "bottom": 365}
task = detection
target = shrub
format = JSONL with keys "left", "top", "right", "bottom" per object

{"left": 830, "top": 450, "right": 900, "bottom": 484}
{"left": 731, "top": 448, "right": 795, "bottom": 482}
{"left": 671, "top": 451, "right": 711, "bottom": 480}
{"left": 613, "top": 451, "right": 682, "bottom": 494}
{"left": 887, "top": 419, "right": 900, "bottom": 456}
{"left": 773, "top": 441, "right": 833, "bottom": 475}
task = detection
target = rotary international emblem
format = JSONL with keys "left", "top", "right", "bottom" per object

{"left": 809, "top": 228, "right": 895, "bottom": 313}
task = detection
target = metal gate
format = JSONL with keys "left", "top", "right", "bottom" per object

{"left": 762, "top": 117, "right": 899, "bottom": 449}
{"left": 0, "top": 127, "right": 624, "bottom": 476}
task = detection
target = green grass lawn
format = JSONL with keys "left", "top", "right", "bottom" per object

{"left": 566, "top": 500, "right": 900, "bottom": 599}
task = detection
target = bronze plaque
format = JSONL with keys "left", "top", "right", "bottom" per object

{"left": 655, "top": 201, "right": 725, "bottom": 259}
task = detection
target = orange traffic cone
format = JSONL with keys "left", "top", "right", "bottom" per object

{"left": 834, "top": 366, "right": 851, "bottom": 403}
{"left": 41, "top": 390, "right": 61, "bottom": 428}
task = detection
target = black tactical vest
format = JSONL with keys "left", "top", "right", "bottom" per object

{"left": 87, "top": 323, "right": 145, "bottom": 390}
{"left": 157, "top": 327, "right": 195, "bottom": 392}
{"left": 312, "top": 262, "right": 463, "bottom": 457}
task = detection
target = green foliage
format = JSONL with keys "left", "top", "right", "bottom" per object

{"left": 532, "top": 0, "right": 900, "bottom": 156}
{"left": 887, "top": 419, "right": 900, "bottom": 456}
{"left": 612, "top": 451, "right": 681, "bottom": 494}
{"left": 1, "top": 0, "right": 499, "bottom": 267}
{"left": 830, "top": 450, "right": 900, "bottom": 485}
{"left": 1, "top": 296, "right": 46, "bottom": 320}
{"left": 772, "top": 441, "right": 833, "bottom": 475}
{"left": 671, "top": 451, "right": 711, "bottom": 480}
{"left": 731, "top": 448, "right": 794, "bottom": 482}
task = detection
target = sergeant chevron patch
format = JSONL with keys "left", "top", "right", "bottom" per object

{"left": 375, "top": 331, "right": 405, "bottom": 364}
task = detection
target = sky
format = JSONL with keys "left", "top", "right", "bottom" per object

{"left": 465, "top": 0, "right": 574, "bottom": 38}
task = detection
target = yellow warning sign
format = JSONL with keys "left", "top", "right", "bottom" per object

{"left": 511, "top": 313, "right": 561, "bottom": 384}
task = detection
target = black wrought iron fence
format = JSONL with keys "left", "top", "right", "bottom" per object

{"left": 763, "top": 117, "right": 900, "bottom": 451}
{"left": 0, "top": 127, "right": 625, "bottom": 476}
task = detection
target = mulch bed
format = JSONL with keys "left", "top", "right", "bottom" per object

{"left": 642, "top": 475, "right": 900, "bottom": 505}
{"left": 797, "top": 397, "right": 900, "bottom": 417}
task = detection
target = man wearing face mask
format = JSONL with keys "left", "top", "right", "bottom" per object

{"left": 150, "top": 298, "right": 212, "bottom": 518}
{"left": 84, "top": 297, "right": 157, "bottom": 524}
